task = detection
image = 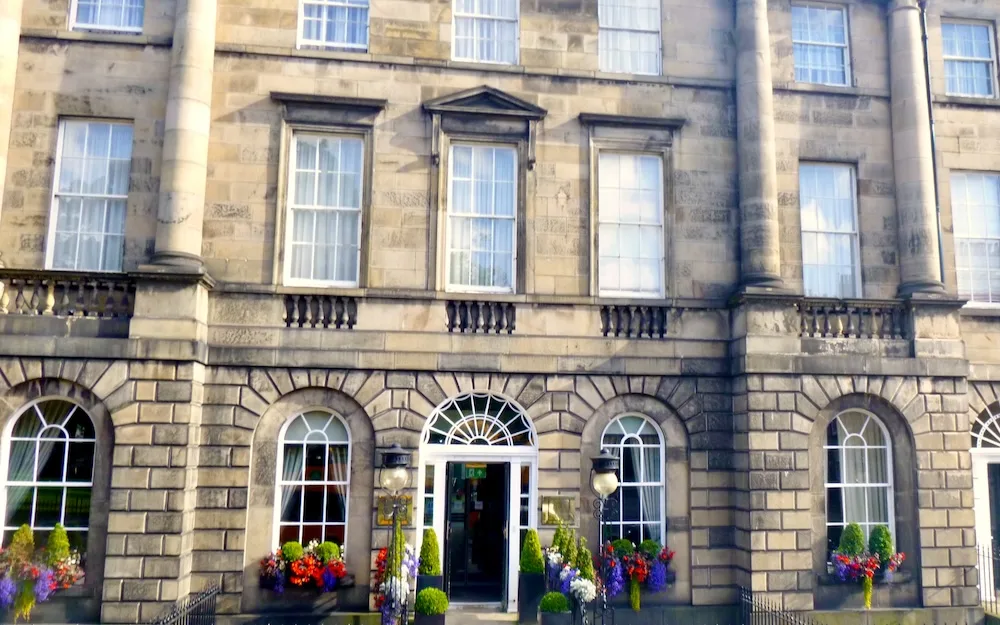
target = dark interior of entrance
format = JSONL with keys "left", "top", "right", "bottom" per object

{"left": 991, "top": 464, "right": 1000, "bottom": 592}
{"left": 445, "top": 462, "right": 508, "bottom": 602}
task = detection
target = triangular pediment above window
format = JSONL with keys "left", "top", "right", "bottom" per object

{"left": 422, "top": 86, "right": 547, "bottom": 120}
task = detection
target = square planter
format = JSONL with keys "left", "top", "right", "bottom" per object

{"left": 416, "top": 575, "right": 443, "bottom": 594}
{"left": 415, "top": 614, "right": 446, "bottom": 625}
{"left": 540, "top": 613, "right": 573, "bottom": 625}
{"left": 518, "top": 573, "right": 546, "bottom": 625}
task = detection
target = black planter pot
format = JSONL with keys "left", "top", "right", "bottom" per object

{"left": 518, "top": 573, "right": 546, "bottom": 625}
{"left": 415, "top": 614, "right": 446, "bottom": 625}
{"left": 540, "top": 613, "right": 573, "bottom": 625}
{"left": 417, "top": 575, "right": 444, "bottom": 594}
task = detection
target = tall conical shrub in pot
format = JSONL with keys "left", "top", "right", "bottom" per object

{"left": 518, "top": 529, "right": 545, "bottom": 624}
{"left": 417, "top": 528, "right": 444, "bottom": 593}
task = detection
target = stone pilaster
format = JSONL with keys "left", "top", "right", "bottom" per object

{"left": 0, "top": 0, "right": 22, "bottom": 220}
{"left": 151, "top": 0, "right": 217, "bottom": 268}
{"left": 735, "top": 0, "right": 784, "bottom": 291}
{"left": 889, "top": 0, "right": 946, "bottom": 296}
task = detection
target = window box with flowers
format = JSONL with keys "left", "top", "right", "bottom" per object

{"left": 257, "top": 540, "right": 359, "bottom": 612}
{"left": 815, "top": 523, "right": 916, "bottom": 611}
{"left": 0, "top": 524, "right": 84, "bottom": 623}
{"left": 600, "top": 539, "right": 678, "bottom": 611}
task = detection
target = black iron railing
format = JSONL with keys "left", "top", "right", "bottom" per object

{"left": 146, "top": 585, "right": 220, "bottom": 625}
{"left": 980, "top": 543, "right": 1000, "bottom": 615}
{"left": 738, "top": 587, "right": 822, "bottom": 625}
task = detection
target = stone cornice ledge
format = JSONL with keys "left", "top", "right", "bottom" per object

{"left": 131, "top": 265, "right": 216, "bottom": 289}
{"left": 20, "top": 28, "right": 172, "bottom": 47}
{"left": 578, "top": 113, "right": 686, "bottom": 131}
{"left": 738, "top": 353, "right": 969, "bottom": 377}
{"left": 270, "top": 92, "right": 388, "bottom": 112}
{"left": 0, "top": 336, "right": 208, "bottom": 364}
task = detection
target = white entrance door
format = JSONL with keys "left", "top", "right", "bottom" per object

{"left": 972, "top": 450, "right": 1000, "bottom": 601}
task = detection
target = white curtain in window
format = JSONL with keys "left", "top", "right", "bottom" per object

{"left": 448, "top": 145, "right": 516, "bottom": 290}
{"left": 301, "top": 0, "right": 370, "bottom": 48}
{"left": 601, "top": 415, "right": 664, "bottom": 544}
{"left": 952, "top": 172, "right": 1000, "bottom": 303}
{"left": 52, "top": 121, "right": 132, "bottom": 272}
{"left": 75, "top": 0, "right": 144, "bottom": 30}
{"left": 598, "top": 153, "right": 664, "bottom": 297}
{"left": 598, "top": 0, "right": 660, "bottom": 75}
{"left": 826, "top": 411, "right": 892, "bottom": 547}
{"left": 288, "top": 135, "right": 363, "bottom": 285}
{"left": 453, "top": 0, "right": 518, "bottom": 63}
{"left": 799, "top": 163, "right": 858, "bottom": 298}
{"left": 943, "top": 22, "right": 995, "bottom": 97}
{"left": 791, "top": 4, "right": 849, "bottom": 85}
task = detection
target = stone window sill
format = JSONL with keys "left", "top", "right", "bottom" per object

{"left": 959, "top": 303, "right": 1000, "bottom": 317}
{"left": 934, "top": 94, "right": 1000, "bottom": 109}
{"left": 20, "top": 28, "right": 171, "bottom": 47}
{"left": 773, "top": 81, "right": 890, "bottom": 99}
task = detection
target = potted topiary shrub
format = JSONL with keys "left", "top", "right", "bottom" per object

{"left": 518, "top": 529, "right": 545, "bottom": 625}
{"left": 539, "top": 591, "right": 572, "bottom": 625}
{"left": 417, "top": 528, "right": 443, "bottom": 593}
{"left": 868, "top": 525, "right": 894, "bottom": 581}
{"left": 414, "top": 587, "right": 448, "bottom": 625}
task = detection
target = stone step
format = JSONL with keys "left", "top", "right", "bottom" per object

{"left": 445, "top": 609, "right": 517, "bottom": 625}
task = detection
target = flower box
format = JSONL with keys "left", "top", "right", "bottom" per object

{"left": 814, "top": 570, "right": 919, "bottom": 611}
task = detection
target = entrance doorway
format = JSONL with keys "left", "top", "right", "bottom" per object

{"left": 445, "top": 462, "right": 509, "bottom": 602}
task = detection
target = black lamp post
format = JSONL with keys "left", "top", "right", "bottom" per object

{"left": 590, "top": 450, "right": 620, "bottom": 625}
{"left": 380, "top": 444, "right": 411, "bottom": 625}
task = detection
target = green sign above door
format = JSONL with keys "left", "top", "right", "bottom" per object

{"left": 465, "top": 464, "right": 487, "bottom": 479}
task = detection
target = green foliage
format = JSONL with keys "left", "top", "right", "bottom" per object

{"left": 13, "top": 584, "right": 34, "bottom": 622}
{"left": 315, "top": 541, "right": 340, "bottom": 564}
{"left": 388, "top": 514, "right": 406, "bottom": 579}
{"left": 575, "top": 537, "right": 595, "bottom": 582}
{"left": 46, "top": 523, "right": 71, "bottom": 567}
{"left": 628, "top": 577, "right": 640, "bottom": 611}
{"left": 281, "top": 541, "right": 304, "bottom": 562}
{"left": 520, "top": 529, "right": 544, "bottom": 574}
{"left": 418, "top": 528, "right": 442, "bottom": 576}
{"left": 8, "top": 525, "right": 33, "bottom": 564}
{"left": 837, "top": 523, "right": 865, "bottom": 557}
{"left": 868, "top": 525, "right": 893, "bottom": 568}
{"left": 540, "top": 591, "right": 570, "bottom": 613}
{"left": 415, "top": 588, "right": 449, "bottom": 615}
{"left": 611, "top": 539, "right": 635, "bottom": 558}
{"left": 638, "top": 539, "right": 663, "bottom": 560}
{"left": 562, "top": 529, "right": 577, "bottom": 566}
{"left": 551, "top": 524, "right": 566, "bottom": 553}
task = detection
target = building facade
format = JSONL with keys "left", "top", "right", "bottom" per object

{"left": 0, "top": 0, "right": 998, "bottom": 622}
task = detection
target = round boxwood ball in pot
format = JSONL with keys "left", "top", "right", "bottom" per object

{"left": 539, "top": 591, "right": 572, "bottom": 625}
{"left": 415, "top": 588, "right": 449, "bottom": 625}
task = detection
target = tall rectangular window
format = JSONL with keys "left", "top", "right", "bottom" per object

{"left": 299, "top": 0, "right": 370, "bottom": 49}
{"left": 71, "top": 0, "right": 144, "bottom": 32}
{"left": 447, "top": 145, "right": 517, "bottom": 292}
{"left": 48, "top": 121, "right": 132, "bottom": 272}
{"left": 792, "top": 4, "right": 850, "bottom": 86}
{"left": 453, "top": 0, "right": 518, "bottom": 64}
{"left": 951, "top": 172, "right": 1000, "bottom": 303}
{"left": 286, "top": 134, "right": 364, "bottom": 287}
{"left": 799, "top": 163, "right": 859, "bottom": 299}
{"left": 597, "top": 153, "right": 664, "bottom": 298}
{"left": 598, "top": 0, "right": 660, "bottom": 75}
{"left": 942, "top": 21, "right": 996, "bottom": 98}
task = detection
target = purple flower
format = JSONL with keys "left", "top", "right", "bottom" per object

{"left": 321, "top": 567, "right": 337, "bottom": 592}
{"left": 647, "top": 560, "right": 667, "bottom": 593}
{"left": 34, "top": 568, "right": 55, "bottom": 603}
{"left": 0, "top": 577, "right": 16, "bottom": 608}
{"left": 604, "top": 560, "right": 625, "bottom": 599}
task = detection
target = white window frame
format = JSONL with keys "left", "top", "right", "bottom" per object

{"left": 0, "top": 399, "right": 96, "bottom": 545}
{"left": 951, "top": 171, "right": 1000, "bottom": 305}
{"left": 451, "top": 0, "right": 520, "bottom": 65}
{"left": 942, "top": 18, "right": 998, "bottom": 99}
{"left": 272, "top": 410, "right": 352, "bottom": 549}
{"left": 823, "top": 410, "right": 895, "bottom": 551}
{"left": 798, "top": 162, "right": 861, "bottom": 299}
{"left": 45, "top": 119, "right": 132, "bottom": 273}
{"left": 596, "top": 151, "right": 666, "bottom": 299}
{"left": 283, "top": 132, "right": 365, "bottom": 289}
{"left": 597, "top": 0, "right": 662, "bottom": 76}
{"left": 296, "top": 0, "right": 371, "bottom": 51}
{"left": 791, "top": 2, "right": 852, "bottom": 87}
{"left": 68, "top": 0, "right": 144, "bottom": 33}
{"left": 599, "top": 415, "right": 666, "bottom": 546}
{"left": 445, "top": 143, "right": 519, "bottom": 294}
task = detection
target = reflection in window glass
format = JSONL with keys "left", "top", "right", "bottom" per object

{"left": 943, "top": 21, "right": 996, "bottom": 97}
{"left": 799, "top": 163, "right": 859, "bottom": 298}
{"left": 792, "top": 4, "right": 850, "bottom": 86}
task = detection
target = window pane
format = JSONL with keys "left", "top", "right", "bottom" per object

{"left": 63, "top": 488, "right": 91, "bottom": 528}
{"left": 301, "top": 0, "right": 370, "bottom": 48}
{"left": 952, "top": 172, "right": 1000, "bottom": 302}
{"left": 792, "top": 5, "right": 849, "bottom": 85}
{"left": 943, "top": 22, "right": 995, "bottom": 97}
{"left": 325, "top": 485, "right": 347, "bottom": 522}
{"left": 5, "top": 487, "right": 32, "bottom": 527}
{"left": 34, "top": 487, "right": 63, "bottom": 527}
{"left": 799, "top": 163, "right": 858, "bottom": 297}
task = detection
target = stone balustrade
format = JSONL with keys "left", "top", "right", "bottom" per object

{"left": 0, "top": 269, "right": 136, "bottom": 318}
{"left": 796, "top": 299, "right": 909, "bottom": 340}
{"left": 600, "top": 304, "right": 670, "bottom": 339}
{"left": 445, "top": 300, "right": 517, "bottom": 334}
{"left": 282, "top": 293, "right": 358, "bottom": 329}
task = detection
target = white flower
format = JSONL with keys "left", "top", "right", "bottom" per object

{"left": 380, "top": 577, "right": 410, "bottom": 601}
{"left": 547, "top": 552, "right": 563, "bottom": 566}
{"left": 559, "top": 566, "right": 578, "bottom": 582}
{"left": 570, "top": 578, "right": 596, "bottom": 604}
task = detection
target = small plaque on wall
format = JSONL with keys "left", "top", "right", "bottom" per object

{"left": 540, "top": 495, "right": 577, "bottom": 527}
{"left": 377, "top": 496, "right": 413, "bottom": 526}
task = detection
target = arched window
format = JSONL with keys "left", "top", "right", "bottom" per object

{"left": 2, "top": 399, "right": 95, "bottom": 550}
{"left": 973, "top": 403, "right": 1000, "bottom": 448}
{"left": 276, "top": 411, "right": 351, "bottom": 546}
{"left": 824, "top": 410, "right": 893, "bottom": 554}
{"left": 600, "top": 415, "right": 664, "bottom": 544}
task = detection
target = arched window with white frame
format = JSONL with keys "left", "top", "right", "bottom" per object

{"left": 600, "top": 414, "right": 665, "bottom": 544}
{"left": 276, "top": 410, "right": 351, "bottom": 546}
{"left": 2, "top": 399, "right": 96, "bottom": 551}
{"left": 824, "top": 409, "right": 893, "bottom": 555}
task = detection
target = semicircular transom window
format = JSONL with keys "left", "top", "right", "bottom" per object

{"left": 973, "top": 404, "right": 1000, "bottom": 448}
{"left": 424, "top": 393, "right": 535, "bottom": 446}
{"left": 4, "top": 399, "right": 96, "bottom": 550}
{"left": 277, "top": 411, "right": 351, "bottom": 546}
